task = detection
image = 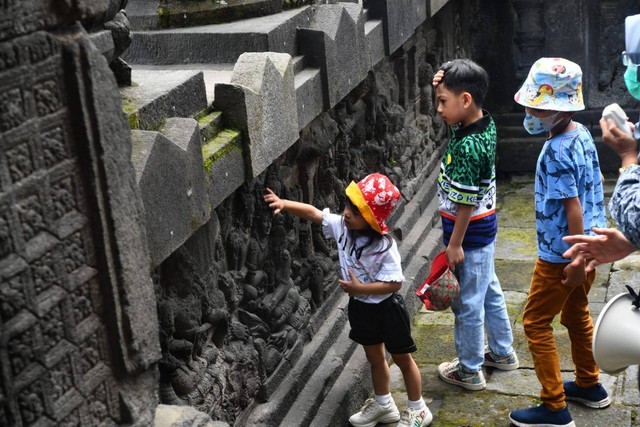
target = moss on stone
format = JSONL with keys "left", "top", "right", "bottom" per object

{"left": 128, "top": 112, "right": 140, "bottom": 130}
{"left": 202, "top": 129, "right": 241, "bottom": 173}
{"left": 496, "top": 228, "right": 537, "bottom": 258}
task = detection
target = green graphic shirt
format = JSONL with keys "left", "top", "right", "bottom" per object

{"left": 437, "top": 111, "right": 498, "bottom": 249}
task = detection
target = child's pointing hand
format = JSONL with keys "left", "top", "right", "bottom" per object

{"left": 263, "top": 188, "right": 285, "bottom": 215}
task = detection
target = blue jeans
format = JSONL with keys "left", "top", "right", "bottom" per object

{"left": 451, "top": 241, "right": 514, "bottom": 372}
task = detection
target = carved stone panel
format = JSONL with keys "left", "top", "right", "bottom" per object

{"left": 0, "top": 25, "right": 159, "bottom": 426}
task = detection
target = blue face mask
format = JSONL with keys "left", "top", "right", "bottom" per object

{"left": 523, "top": 112, "right": 561, "bottom": 135}
{"left": 624, "top": 63, "right": 640, "bottom": 101}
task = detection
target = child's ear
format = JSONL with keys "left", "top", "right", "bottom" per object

{"left": 461, "top": 92, "right": 474, "bottom": 108}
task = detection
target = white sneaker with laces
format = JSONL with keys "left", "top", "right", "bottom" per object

{"left": 397, "top": 406, "right": 433, "bottom": 427}
{"left": 348, "top": 397, "right": 401, "bottom": 427}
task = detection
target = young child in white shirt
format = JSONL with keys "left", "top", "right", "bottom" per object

{"left": 264, "top": 173, "right": 432, "bottom": 427}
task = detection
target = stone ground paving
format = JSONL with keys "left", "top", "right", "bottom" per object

{"left": 388, "top": 174, "right": 640, "bottom": 426}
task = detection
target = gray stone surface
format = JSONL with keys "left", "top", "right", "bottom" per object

{"left": 298, "top": 4, "right": 370, "bottom": 109}
{"left": 123, "top": 7, "right": 312, "bottom": 65}
{"left": 155, "top": 404, "right": 230, "bottom": 427}
{"left": 0, "top": 18, "right": 160, "bottom": 427}
{"left": 202, "top": 129, "right": 246, "bottom": 210}
{"left": 368, "top": 0, "right": 427, "bottom": 55}
{"left": 121, "top": 68, "right": 208, "bottom": 130}
{"left": 215, "top": 52, "right": 298, "bottom": 178}
{"left": 294, "top": 66, "right": 324, "bottom": 131}
{"left": 131, "top": 119, "right": 209, "bottom": 267}
{"left": 364, "top": 18, "right": 385, "bottom": 69}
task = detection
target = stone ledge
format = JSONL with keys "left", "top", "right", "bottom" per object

{"left": 202, "top": 129, "right": 246, "bottom": 215}
{"left": 131, "top": 118, "right": 210, "bottom": 267}
{"left": 123, "top": 7, "right": 312, "bottom": 65}
{"left": 121, "top": 69, "right": 208, "bottom": 130}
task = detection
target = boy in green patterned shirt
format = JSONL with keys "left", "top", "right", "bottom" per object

{"left": 431, "top": 59, "right": 517, "bottom": 390}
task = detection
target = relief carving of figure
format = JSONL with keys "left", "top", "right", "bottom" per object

{"left": 157, "top": 248, "right": 229, "bottom": 403}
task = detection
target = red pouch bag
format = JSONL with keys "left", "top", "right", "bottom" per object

{"left": 416, "top": 251, "right": 460, "bottom": 311}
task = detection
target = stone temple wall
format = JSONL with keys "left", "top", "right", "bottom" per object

{"left": 0, "top": 1, "right": 160, "bottom": 426}
{"left": 5, "top": 0, "right": 636, "bottom": 425}
{"left": 0, "top": 0, "right": 469, "bottom": 425}
{"left": 137, "top": 2, "right": 469, "bottom": 424}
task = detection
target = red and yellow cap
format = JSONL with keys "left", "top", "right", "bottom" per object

{"left": 345, "top": 173, "right": 400, "bottom": 235}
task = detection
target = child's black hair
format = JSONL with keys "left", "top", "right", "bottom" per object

{"left": 339, "top": 197, "right": 392, "bottom": 260}
{"left": 439, "top": 58, "right": 489, "bottom": 108}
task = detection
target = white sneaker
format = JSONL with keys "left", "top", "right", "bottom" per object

{"left": 397, "top": 406, "right": 433, "bottom": 427}
{"left": 349, "top": 397, "right": 401, "bottom": 427}
{"left": 438, "top": 358, "right": 486, "bottom": 391}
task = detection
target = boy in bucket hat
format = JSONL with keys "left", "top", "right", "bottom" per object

{"left": 264, "top": 173, "right": 432, "bottom": 427}
{"left": 509, "top": 58, "right": 610, "bottom": 427}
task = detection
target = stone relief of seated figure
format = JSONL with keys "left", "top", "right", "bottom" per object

{"left": 157, "top": 248, "right": 229, "bottom": 402}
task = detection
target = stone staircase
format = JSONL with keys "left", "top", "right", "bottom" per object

{"left": 493, "top": 109, "right": 620, "bottom": 175}
{"left": 117, "top": 0, "right": 436, "bottom": 268}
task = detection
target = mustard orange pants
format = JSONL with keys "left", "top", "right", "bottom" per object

{"left": 523, "top": 258, "right": 600, "bottom": 411}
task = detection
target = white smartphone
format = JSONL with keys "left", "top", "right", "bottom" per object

{"left": 602, "top": 103, "right": 632, "bottom": 135}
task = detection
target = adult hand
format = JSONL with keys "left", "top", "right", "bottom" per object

{"left": 599, "top": 117, "right": 639, "bottom": 165}
{"left": 563, "top": 227, "right": 637, "bottom": 272}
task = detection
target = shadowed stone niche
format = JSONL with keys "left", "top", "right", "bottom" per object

{"left": 0, "top": 3, "right": 160, "bottom": 426}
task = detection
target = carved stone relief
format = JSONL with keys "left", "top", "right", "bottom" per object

{"left": 154, "top": 31, "right": 444, "bottom": 422}
{"left": 1, "top": 20, "right": 159, "bottom": 426}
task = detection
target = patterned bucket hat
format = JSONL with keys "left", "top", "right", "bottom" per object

{"left": 416, "top": 251, "right": 460, "bottom": 311}
{"left": 514, "top": 57, "right": 584, "bottom": 111}
{"left": 345, "top": 173, "right": 400, "bottom": 235}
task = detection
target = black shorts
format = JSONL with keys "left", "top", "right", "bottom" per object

{"left": 348, "top": 293, "right": 417, "bottom": 354}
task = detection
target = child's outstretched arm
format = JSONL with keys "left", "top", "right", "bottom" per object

{"left": 263, "top": 188, "right": 323, "bottom": 224}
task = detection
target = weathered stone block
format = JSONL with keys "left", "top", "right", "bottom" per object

{"left": 202, "top": 129, "right": 246, "bottom": 210}
{"left": 298, "top": 4, "right": 369, "bottom": 109}
{"left": 131, "top": 120, "right": 209, "bottom": 267}
{"left": 121, "top": 69, "right": 208, "bottom": 130}
{"left": 294, "top": 67, "right": 324, "bottom": 131}
{"left": 367, "top": 0, "right": 427, "bottom": 55}
{"left": 213, "top": 52, "right": 298, "bottom": 178}
{"left": 123, "top": 7, "right": 312, "bottom": 64}
{"left": 365, "top": 18, "right": 386, "bottom": 68}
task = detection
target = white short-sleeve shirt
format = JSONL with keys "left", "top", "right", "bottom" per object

{"left": 322, "top": 209, "right": 405, "bottom": 304}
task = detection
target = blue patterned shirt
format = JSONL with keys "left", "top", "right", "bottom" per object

{"left": 535, "top": 123, "right": 607, "bottom": 263}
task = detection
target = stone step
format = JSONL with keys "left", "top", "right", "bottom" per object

{"left": 239, "top": 292, "right": 353, "bottom": 426}
{"left": 196, "top": 110, "right": 223, "bottom": 142}
{"left": 121, "top": 68, "right": 209, "bottom": 130}
{"left": 126, "top": 0, "right": 284, "bottom": 31}
{"left": 123, "top": 7, "right": 312, "bottom": 65}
